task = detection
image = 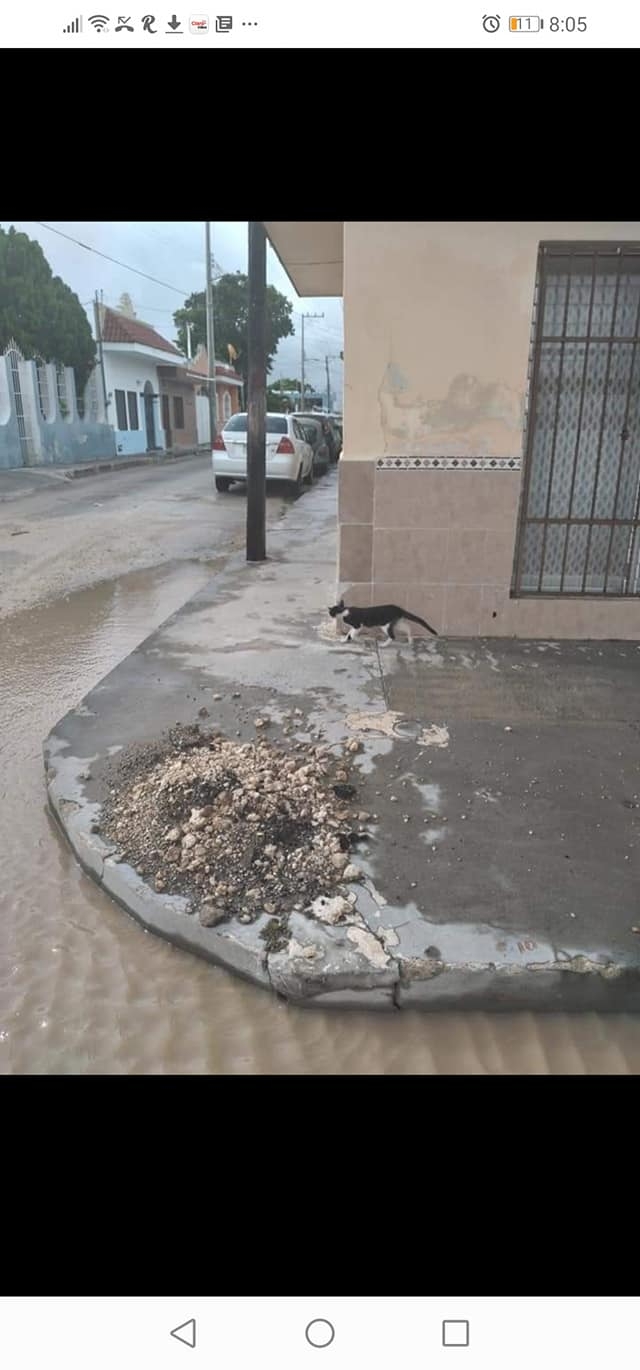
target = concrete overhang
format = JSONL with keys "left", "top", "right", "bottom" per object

{"left": 264, "top": 222, "right": 343, "bottom": 297}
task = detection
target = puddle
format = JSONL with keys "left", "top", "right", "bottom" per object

{"left": 1, "top": 560, "right": 640, "bottom": 1073}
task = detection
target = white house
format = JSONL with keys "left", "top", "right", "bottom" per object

{"left": 185, "top": 346, "right": 244, "bottom": 445}
{"left": 100, "top": 306, "right": 188, "bottom": 456}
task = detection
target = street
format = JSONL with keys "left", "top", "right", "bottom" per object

{"left": 0, "top": 455, "right": 289, "bottom": 619}
{"left": 1, "top": 460, "right": 640, "bottom": 1072}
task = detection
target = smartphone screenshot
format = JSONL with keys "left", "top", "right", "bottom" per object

{"left": 3, "top": 1298, "right": 639, "bottom": 1368}
{"left": 1, "top": 0, "right": 636, "bottom": 45}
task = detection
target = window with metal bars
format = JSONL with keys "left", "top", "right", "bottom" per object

{"left": 56, "top": 363, "right": 69, "bottom": 415}
{"left": 35, "top": 360, "right": 50, "bottom": 420}
{"left": 114, "top": 389, "right": 128, "bottom": 429}
{"left": 512, "top": 242, "right": 640, "bottom": 597}
{"left": 127, "top": 391, "right": 139, "bottom": 429}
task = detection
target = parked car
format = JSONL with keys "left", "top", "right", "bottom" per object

{"left": 293, "top": 412, "right": 341, "bottom": 463}
{"left": 329, "top": 415, "right": 343, "bottom": 450}
{"left": 212, "top": 413, "right": 314, "bottom": 496}
{"left": 299, "top": 417, "right": 330, "bottom": 476}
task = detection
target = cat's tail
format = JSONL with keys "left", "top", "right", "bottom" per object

{"left": 402, "top": 610, "right": 438, "bottom": 636}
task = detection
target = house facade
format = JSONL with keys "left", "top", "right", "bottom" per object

{"left": 100, "top": 306, "right": 199, "bottom": 455}
{"left": 186, "top": 346, "right": 243, "bottom": 444}
{"left": 265, "top": 221, "right": 640, "bottom": 640}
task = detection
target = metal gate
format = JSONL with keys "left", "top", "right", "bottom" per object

{"left": 6, "top": 342, "right": 35, "bottom": 467}
{"left": 513, "top": 243, "right": 640, "bottom": 596}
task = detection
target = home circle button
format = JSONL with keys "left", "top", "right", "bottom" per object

{"left": 305, "top": 1320, "right": 335, "bottom": 1348}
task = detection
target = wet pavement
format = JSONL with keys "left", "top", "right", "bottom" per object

{"left": 39, "top": 470, "right": 640, "bottom": 1042}
{"left": 0, "top": 454, "right": 285, "bottom": 619}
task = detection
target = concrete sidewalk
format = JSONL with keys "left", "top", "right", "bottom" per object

{"left": 43, "top": 472, "right": 640, "bottom": 1010}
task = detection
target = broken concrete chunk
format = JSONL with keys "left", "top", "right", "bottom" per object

{"left": 199, "top": 902, "right": 226, "bottom": 927}
{"left": 343, "top": 864, "right": 362, "bottom": 881}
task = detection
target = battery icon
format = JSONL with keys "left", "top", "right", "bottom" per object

{"left": 509, "top": 14, "right": 543, "bottom": 28}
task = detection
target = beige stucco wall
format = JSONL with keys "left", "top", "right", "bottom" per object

{"left": 343, "top": 221, "right": 640, "bottom": 460}
{"left": 339, "top": 221, "right": 640, "bottom": 639}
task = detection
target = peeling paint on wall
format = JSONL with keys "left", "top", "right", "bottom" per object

{"left": 378, "top": 366, "right": 525, "bottom": 457}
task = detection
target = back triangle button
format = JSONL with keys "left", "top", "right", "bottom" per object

{"left": 170, "top": 1319, "right": 196, "bottom": 1349}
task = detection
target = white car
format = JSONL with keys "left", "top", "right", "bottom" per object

{"left": 212, "top": 413, "right": 314, "bottom": 495}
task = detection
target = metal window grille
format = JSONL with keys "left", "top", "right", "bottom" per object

{"left": 127, "top": 391, "right": 139, "bottom": 430}
{"left": 115, "top": 389, "right": 128, "bottom": 430}
{"left": 56, "top": 363, "right": 68, "bottom": 413}
{"left": 6, "top": 341, "right": 34, "bottom": 465}
{"left": 513, "top": 241, "right": 640, "bottom": 597}
{"left": 35, "top": 359, "right": 50, "bottom": 420}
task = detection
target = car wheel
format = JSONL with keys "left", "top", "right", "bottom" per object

{"left": 305, "top": 461, "right": 315, "bottom": 487}
{"left": 215, "top": 477, "right": 231, "bottom": 492}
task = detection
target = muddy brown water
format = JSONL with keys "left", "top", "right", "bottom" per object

{"left": 1, "top": 561, "right": 640, "bottom": 1074}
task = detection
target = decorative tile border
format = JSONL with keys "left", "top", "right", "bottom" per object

{"left": 376, "top": 456, "right": 521, "bottom": 471}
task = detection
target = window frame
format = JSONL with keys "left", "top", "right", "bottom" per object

{"left": 114, "top": 389, "right": 128, "bottom": 430}
{"left": 127, "top": 391, "right": 139, "bottom": 430}
{"left": 512, "top": 240, "right": 640, "bottom": 600}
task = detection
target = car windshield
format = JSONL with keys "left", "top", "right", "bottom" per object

{"left": 224, "top": 414, "right": 288, "bottom": 434}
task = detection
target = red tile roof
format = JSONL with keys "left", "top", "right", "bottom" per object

{"left": 101, "top": 307, "right": 182, "bottom": 357}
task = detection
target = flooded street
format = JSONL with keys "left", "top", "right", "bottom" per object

{"left": 1, "top": 467, "right": 640, "bottom": 1071}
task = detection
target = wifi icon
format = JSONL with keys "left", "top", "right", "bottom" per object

{"left": 88, "top": 13, "right": 110, "bottom": 29}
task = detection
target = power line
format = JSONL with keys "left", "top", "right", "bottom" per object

{"left": 33, "top": 222, "right": 192, "bottom": 297}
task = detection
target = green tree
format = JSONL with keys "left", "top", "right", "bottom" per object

{"left": 173, "top": 271, "right": 294, "bottom": 381}
{"left": 0, "top": 225, "right": 96, "bottom": 395}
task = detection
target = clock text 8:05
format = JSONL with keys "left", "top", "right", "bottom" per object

{"left": 550, "top": 16, "right": 587, "bottom": 28}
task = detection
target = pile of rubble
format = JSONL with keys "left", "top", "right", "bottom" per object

{"left": 99, "top": 724, "right": 371, "bottom": 941}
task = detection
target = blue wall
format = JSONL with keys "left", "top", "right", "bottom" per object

{"left": 0, "top": 357, "right": 117, "bottom": 469}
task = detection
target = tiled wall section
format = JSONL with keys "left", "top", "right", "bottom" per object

{"left": 337, "top": 459, "right": 640, "bottom": 639}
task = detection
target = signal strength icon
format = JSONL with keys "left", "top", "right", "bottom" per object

{"left": 88, "top": 13, "right": 110, "bottom": 28}
{"left": 63, "top": 14, "right": 83, "bottom": 29}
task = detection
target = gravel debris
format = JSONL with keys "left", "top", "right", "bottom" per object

{"left": 99, "top": 723, "right": 368, "bottom": 938}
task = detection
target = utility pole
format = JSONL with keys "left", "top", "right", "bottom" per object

{"left": 300, "top": 311, "right": 323, "bottom": 408}
{"left": 93, "top": 290, "right": 109, "bottom": 421}
{"left": 185, "top": 320, "right": 194, "bottom": 361}
{"left": 324, "top": 355, "right": 332, "bottom": 412}
{"left": 205, "top": 221, "right": 217, "bottom": 444}
{"left": 246, "top": 221, "right": 267, "bottom": 562}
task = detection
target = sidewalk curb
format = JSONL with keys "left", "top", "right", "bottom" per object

{"left": 42, "top": 476, "right": 640, "bottom": 1012}
{"left": 43, "top": 754, "right": 640, "bottom": 1012}
{"left": 60, "top": 447, "right": 210, "bottom": 480}
{"left": 0, "top": 447, "right": 210, "bottom": 498}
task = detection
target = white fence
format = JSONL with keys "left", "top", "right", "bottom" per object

{"left": 0, "top": 340, "right": 114, "bottom": 469}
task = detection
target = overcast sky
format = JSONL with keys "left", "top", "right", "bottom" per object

{"left": 2, "top": 221, "right": 344, "bottom": 406}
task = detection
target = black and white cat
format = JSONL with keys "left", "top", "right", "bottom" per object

{"left": 329, "top": 598, "right": 438, "bottom": 645}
